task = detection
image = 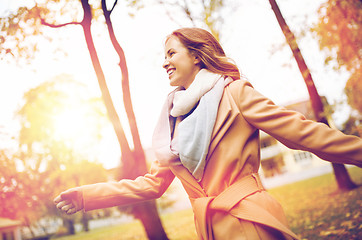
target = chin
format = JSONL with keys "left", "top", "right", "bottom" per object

{"left": 169, "top": 79, "right": 180, "bottom": 87}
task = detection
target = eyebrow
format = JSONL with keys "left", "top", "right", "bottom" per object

{"left": 166, "top": 48, "right": 175, "bottom": 56}
{"left": 164, "top": 48, "right": 175, "bottom": 59}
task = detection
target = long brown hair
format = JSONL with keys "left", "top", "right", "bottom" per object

{"left": 167, "top": 28, "right": 240, "bottom": 80}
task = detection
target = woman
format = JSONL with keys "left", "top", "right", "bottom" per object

{"left": 54, "top": 28, "right": 362, "bottom": 240}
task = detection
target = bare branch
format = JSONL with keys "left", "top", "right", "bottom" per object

{"left": 110, "top": 0, "right": 118, "bottom": 14}
{"left": 163, "top": 7, "right": 184, "bottom": 28}
{"left": 158, "top": 0, "right": 195, "bottom": 27}
{"left": 183, "top": 0, "right": 195, "bottom": 23}
{"left": 40, "top": 18, "right": 81, "bottom": 28}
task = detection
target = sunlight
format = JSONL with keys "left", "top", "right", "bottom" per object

{"left": 52, "top": 108, "right": 89, "bottom": 144}
{"left": 49, "top": 98, "right": 116, "bottom": 165}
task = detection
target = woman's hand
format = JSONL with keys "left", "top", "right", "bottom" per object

{"left": 54, "top": 188, "right": 84, "bottom": 215}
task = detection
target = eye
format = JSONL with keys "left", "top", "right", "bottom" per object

{"left": 165, "top": 50, "right": 175, "bottom": 60}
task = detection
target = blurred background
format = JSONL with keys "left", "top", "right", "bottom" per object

{"left": 0, "top": 0, "right": 361, "bottom": 239}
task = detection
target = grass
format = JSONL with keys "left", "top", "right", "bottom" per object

{"left": 268, "top": 166, "right": 362, "bottom": 240}
{"left": 51, "top": 209, "right": 196, "bottom": 240}
{"left": 53, "top": 167, "right": 362, "bottom": 240}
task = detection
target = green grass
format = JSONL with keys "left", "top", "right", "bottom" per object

{"left": 53, "top": 167, "right": 362, "bottom": 240}
{"left": 51, "top": 209, "right": 196, "bottom": 240}
{"left": 268, "top": 166, "right": 362, "bottom": 240}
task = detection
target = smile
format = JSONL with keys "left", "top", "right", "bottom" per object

{"left": 167, "top": 68, "right": 175, "bottom": 77}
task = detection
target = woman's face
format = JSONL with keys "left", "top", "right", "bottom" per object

{"left": 163, "top": 36, "right": 201, "bottom": 89}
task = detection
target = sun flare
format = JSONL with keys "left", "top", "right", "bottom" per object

{"left": 53, "top": 108, "right": 85, "bottom": 142}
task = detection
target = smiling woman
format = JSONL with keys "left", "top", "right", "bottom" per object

{"left": 53, "top": 27, "right": 362, "bottom": 240}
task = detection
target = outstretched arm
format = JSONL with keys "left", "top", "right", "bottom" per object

{"left": 54, "top": 160, "right": 175, "bottom": 214}
{"left": 230, "top": 80, "right": 362, "bottom": 167}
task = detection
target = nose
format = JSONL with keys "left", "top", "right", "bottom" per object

{"left": 163, "top": 58, "right": 169, "bottom": 69}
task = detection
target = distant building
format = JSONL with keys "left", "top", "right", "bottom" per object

{"left": 0, "top": 218, "right": 22, "bottom": 240}
{"left": 258, "top": 98, "right": 332, "bottom": 181}
{"left": 259, "top": 130, "right": 329, "bottom": 179}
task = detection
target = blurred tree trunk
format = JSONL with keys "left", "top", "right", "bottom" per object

{"left": 81, "top": 212, "right": 90, "bottom": 232}
{"left": 268, "top": 0, "right": 357, "bottom": 191}
{"left": 79, "top": 0, "right": 133, "bottom": 161}
{"left": 101, "top": 0, "right": 147, "bottom": 178}
{"left": 63, "top": 218, "right": 75, "bottom": 235}
{"left": 100, "top": 1, "right": 168, "bottom": 239}
{"left": 24, "top": 217, "right": 36, "bottom": 238}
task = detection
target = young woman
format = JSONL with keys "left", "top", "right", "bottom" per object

{"left": 54, "top": 28, "right": 362, "bottom": 240}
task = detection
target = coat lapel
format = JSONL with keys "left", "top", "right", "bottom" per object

{"left": 208, "top": 87, "right": 239, "bottom": 156}
{"left": 169, "top": 165, "right": 206, "bottom": 198}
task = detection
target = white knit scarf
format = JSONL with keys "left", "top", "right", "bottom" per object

{"left": 152, "top": 69, "right": 231, "bottom": 181}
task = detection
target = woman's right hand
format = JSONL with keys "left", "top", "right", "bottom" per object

{"left": 54, "top": 188, "right": 84, "bottom": 215}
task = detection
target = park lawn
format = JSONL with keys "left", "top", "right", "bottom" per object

{"left": 53, "top": 167, "right": 362, "bottom": 240}
{"left": 268, "top": 166, "right": 362, "bottom": 240}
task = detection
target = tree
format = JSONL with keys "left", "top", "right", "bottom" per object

{"left": 313, "top": 0, "right": 361, "bottom": 72}
{"left": 157, "top": 0, "right": 239, "bottom": 41}
{"left": 19, "top": 76, "right": 110, "bottom": 234}
{"left": 313, "top": 0, "right": 362, "bottom": 113}
{"left": 0, "top": 76, "right": 110, "bottom": 237}
{"left": 342, "top": 115, "right": 361, "bottom": 137}
{"left": 345, "top": 74, "right": 362, "bottom": 113}
{"left": 0, "top": 1, "right": 168, "bottom": 239}
{"left": 0, "top": 149, "right": 40, "bottom": 236}
{"left": 268, "top": 0, "right": 357, "bottom": 191}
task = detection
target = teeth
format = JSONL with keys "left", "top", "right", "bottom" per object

{"left": 168, "top": 69, "right": 175, "bottom": 76}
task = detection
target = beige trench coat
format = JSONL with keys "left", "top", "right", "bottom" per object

{"left": 79, "top": 79, "right": 362, "bottom": 239}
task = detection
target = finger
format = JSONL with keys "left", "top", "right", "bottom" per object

{"left": 66, "top": 207, "right": 77, "bottom": 215}
{"left": 56, "top": 200, "right": 71, "bottom": 210}
{"left": 61, "top": 204, "right": 73, "bottom": 212}
{"left": 56, "top": 200, "right": 71, "bottom": 209}
{"left": 54, "top": 195, "right": 62, "bottom": 204}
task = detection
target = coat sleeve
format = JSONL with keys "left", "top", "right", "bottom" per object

{"left": 230, "top": 80, "right": 362, "bottom": 167}
{"left": 81, "top": 160, "right": 175, "bottom": 211}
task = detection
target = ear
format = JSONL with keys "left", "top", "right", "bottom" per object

{"left": 193, "top": 55, "right": 201, "bottom": 65}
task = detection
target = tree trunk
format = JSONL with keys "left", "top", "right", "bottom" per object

{"left": 101, "top": 1, "right": 168, "bottom": 239}
{"left": 77, "top": 1, "right": 169, "bottom": 239}
{"left": 268, "top": 0, "right": 357, "bottom": 191}
{"left": 81, "top": 212, "right": 90, "bottom": 232}
{"left": 24, "top": 217, "right": 36, "bottom": 238}
{"left": 63, "top": 218, "right": 75, "bottom": 235}
{"left": 132, "top": 201, "right": 169, "bottom": 240}
{"left": 101, "top": 1, "right": 146, "bottom": 166}
{"left": 79, "top": 0, "right": 134, "bottom": 161}
{"left": 100, "top": 0, "right": 147, "bottom": 179}
{"left": 332, "top": 163, "right": 358, "bottom": 190}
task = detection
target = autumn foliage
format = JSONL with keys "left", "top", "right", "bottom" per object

{"left": 314, "top": 0, "right": 362, "bottom": 114}
{"left": 0, "top": 76, "right": 111, "bottom": 236}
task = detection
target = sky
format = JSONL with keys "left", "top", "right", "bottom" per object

{"left": 0, "top": 0, "right": 351, "bottom": 169}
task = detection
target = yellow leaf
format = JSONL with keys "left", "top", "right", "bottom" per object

{"left": 341, "top": 220, "right": 354, "bottom": 229}
{"left": 320, "top": 229, "right": 346, "bottom": 236}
